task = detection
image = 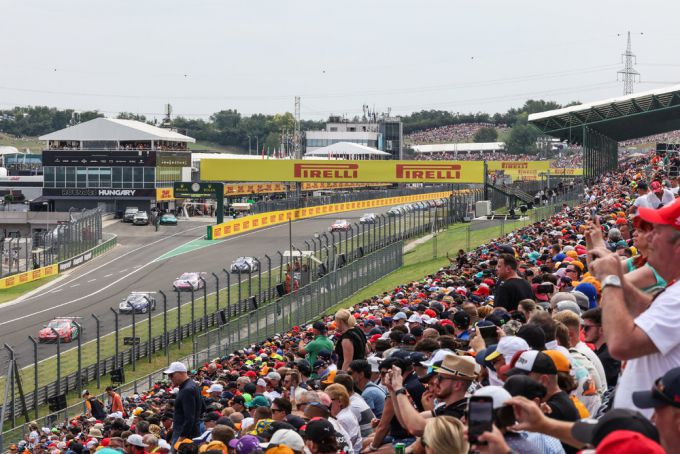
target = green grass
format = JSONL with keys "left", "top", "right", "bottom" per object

{"left": 0, "top": 134, "right": 44, "bottom": 153}
{"left": 0, "top": 276, "right": 59, "bottom": 305}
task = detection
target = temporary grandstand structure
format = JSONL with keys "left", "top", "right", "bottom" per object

{"left": 529, "top": 84, "right": 680, "bottom": 178}
{"left": 304, "top": 142, "right": 390, "bottom": 160}
{"left": 39, "top": 117, "right": 195, "bottom": 148}
{"left": 411, "top": 142, "right": 505, "bottom": 156}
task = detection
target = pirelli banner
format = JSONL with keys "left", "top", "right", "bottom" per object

{"left": 200, "top": 160, "right": 485, "bottom": 184}
{"left": 0, "top": 264, "right": 59, "bottom": 289}
{"left": 487, "top": 161, "right": 552, "bottom": 181}
{"left": 208, "top": 191, "right": 452, "bottom": 240}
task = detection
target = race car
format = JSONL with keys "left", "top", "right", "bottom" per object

{"left": 173, "top": 272, "right": 206, "bottom": 292}
{"left": 329, "top": 219, "right": 351, "bottom": 232}
{"left": 159, "top": 213, "right": 178, "bottom": 225}
{"left": 38, "top": 317, "right": 81, "bottom": 343}
{"left": 119, "top": 292, "right": 157, "bottom": 314}
{"left": 359, "top": 213, "right": 377, "bottom": 224}
{"left": 230, "top": 257, "right": 259, "bottom": 274}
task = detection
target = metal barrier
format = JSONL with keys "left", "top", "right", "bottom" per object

{"left": 0, "top": 209, "right": 103, "bottom": 278}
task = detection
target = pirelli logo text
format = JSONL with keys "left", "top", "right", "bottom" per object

{"left": 293, "top": 163, "right": 359, "bottom": 179}
{"left": 395, "top": 164, "right": 462, "bottom": 180}
{"left": 501, "top": 162, "right": 529, "bottom": 169}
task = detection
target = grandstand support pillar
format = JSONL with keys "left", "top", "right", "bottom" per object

{"left": 484, "top": 161, "right": 489, "bottom": 200}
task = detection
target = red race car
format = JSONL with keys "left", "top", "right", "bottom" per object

{"left": 38, "top": 317, "right": 81, "bottom": 343}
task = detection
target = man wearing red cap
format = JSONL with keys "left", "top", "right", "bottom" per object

{"left": 588, "top": 196, "right": 680, "bottom": 416}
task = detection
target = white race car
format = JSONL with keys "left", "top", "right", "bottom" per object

{"left": 329, "top": 219, "right": 351, "bottom": 232}
{"left": 173, "top": 272, "right": 206, "bottom": 292}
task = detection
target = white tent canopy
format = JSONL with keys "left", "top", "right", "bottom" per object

{"left": 39, "top": 117, "right": 195, "bottom": 143}
{"left": 411, "top": 142, "right": 505, "bottom": 154}
{"left": 305, "top": 141, "right": 390, "bottom": 158}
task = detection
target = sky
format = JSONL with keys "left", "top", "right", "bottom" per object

{"left": 2, "top": 0, "right": 680, "bottom": 121}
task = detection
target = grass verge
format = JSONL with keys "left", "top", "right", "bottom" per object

{"left": 0, "top": 276, "right": 59, "bottom": 305}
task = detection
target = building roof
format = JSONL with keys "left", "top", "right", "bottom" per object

{"left": 39, "top": 117, "right": 195, "bottom": 143}
{"left": 304, "top": 142, "right": 390, "bottom": 157}
{"left": 411, "top": 142, "right": 505, "bottom": 153}
{"left": 529, "top": 84, "right": 680, "bottom": 143}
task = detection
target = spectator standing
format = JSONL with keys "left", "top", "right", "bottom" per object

{"left": 164, "top": 362, "right": 203, "bottom": 444}
{"left": 494, "top": 253, "right": 534, "bottom": 311}
{"left": 334, "top": 309, "right": 366, "bottom": 370}
{"left": 82, "top": 390, "right": 107, "bottom": 420}
{"left": 106, "top": 386, "right": 124, "bottom": 416}
{"left": 588, "top": 198, "right": 680, "bottom": 416}
{"left": 298, "top": 321, "right": 334, "bottom": 367}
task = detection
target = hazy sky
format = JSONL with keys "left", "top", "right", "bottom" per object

{"left": 2, "top": 0, "right": 679, "bottom": 121}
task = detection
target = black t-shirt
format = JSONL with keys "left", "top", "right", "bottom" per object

{"left": 546, "top": 391, "right": 580, "bottom": 422}
{"left": 433, "top": 398, "right": 467, "bottom": 419}
{"left": 596, "top": 343, "right": 621, "bottom": 388}
{"left": 335, "top": 327, "right": 366, "bottom": 367}
{"left": 403, "top": 372, "right": 426, "bottom": 412}
{"left": 494, "top": 277, "right": 534, "bottom": 312}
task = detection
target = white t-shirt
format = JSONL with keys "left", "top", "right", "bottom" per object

{"left": 633, "top": 193, "right": 653, "bottom": 211}
{"left": 336, "top": 407, "right": 362, "bottom": 454}
{"left": 614, "top": 281, "right": 680, "bottom": 417}
{"left": 575, "top": 341, "right": 608, "bottom": 393}
{"left": 645, "top": 190, "right": 675, "bottom": 209}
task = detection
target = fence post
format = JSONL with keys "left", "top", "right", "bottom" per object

{"left": 264, "top": 255, "right": 272, "bottom": 303}
{"left": 276, "top": 251, "right": 284, "bottom": 284}
{"left": 254, "top": 258, "right": 262, "bottom": 306}
{"left": 247, "top": 266, "right": 252, "bottom": 301}
{"left": 28, "top": 336, "right": 38, "bottom": 419}
{"left": 190, "top": 288, "right": 196, "bottom": 336}
{"left": 159, "top": 290, "right": 168, "bottom": 363}
{"left": 73, "top": 321, "right": 83, "bottom": 396}
{"left": 128, "top": 301, "right": 136, "bottom": 371}
{"left": 211, "top": 273, "right": 220, "bottom": 317}
{"left": 237, "top": 269, "right": 242, "bottom": 316}
{"left": 110, "top": 308, "right": 119, "bottom": 370}
{"left": 348, "top": 225, "right": 354, "bottom": 262}
{"left": 50, "top": 328, "right": 61, "bottom": 396}
{"left": 176, "top": 290, "right": 182, "bottom": 347}
{"left": 222, "top": 269, "right": 231, "bottom": 320}
{"left": 199, "top": 277, "right": 208, "bottom": 331}
{"left": 143, "top": 296, "right": 153, "bottom": 363}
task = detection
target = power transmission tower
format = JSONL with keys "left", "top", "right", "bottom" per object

{"left": 294, "top": 96, "right": 301, "bottom": 159}
{"left": 617, "top": 31, "right": 641, "bottom": 95}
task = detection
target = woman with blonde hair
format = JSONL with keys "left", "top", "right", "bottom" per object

{"left": 421, "top": 416, "right": 469, "bottom": 454}
{"left": 334, "top": 309, "right": 366, "bottom": 370}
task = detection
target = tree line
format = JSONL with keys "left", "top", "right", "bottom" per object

{"left": 0, "top": 98, "right": 579, "bottom": 154}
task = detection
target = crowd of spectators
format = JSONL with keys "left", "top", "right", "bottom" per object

{"left": 12, "top": 152, "right": 680, "bottom": 454}
{"left": 405, "top": 123, "right": 509, "bottom": 145}
{"left": 414, "top": 152, "right": 538, "bottom": 162}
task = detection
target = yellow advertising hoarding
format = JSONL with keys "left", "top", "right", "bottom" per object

{"left": 0, "top": 264, "right": 58, "bottom": 289}
{"left": 200, "top": 160, "right": 485, "bottom": 184}
{"left": 208, "top": 191, "right": 452, "bottom": 239}
{"left": 549, "top": 168, "right": 584, "bottom": 176}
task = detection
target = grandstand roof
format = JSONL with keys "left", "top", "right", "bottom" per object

{"left": 39, "top": 117, "right": 195, "bottom": 143}
{"left": 304, "top": 142, "right": 390, "bottom": 157}
{"left": 411, "top": 142, "right": 505, "bottom": 153}
{"left": 529, "top": 84, "right": 680, "bottom": 143}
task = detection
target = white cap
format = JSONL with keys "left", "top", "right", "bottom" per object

{"left": 266, "top": 372, "right": 281, "bottom": 381}
{"left": 163, "top": 361, "right": 187, "bottom": 374}
{"left": 408, "top": 314, "right": 422, "bottom": 324}
{"left": 126, "top": 434, "right": 148, "bottom": 448}
{"left": 393, "top": 312, "right": 407, "bottom": 320}
{"left": 473, "top": 386, "right": 512, "bottom": 409}
{"left": 367, "top": 356, "right": 382, "bottom": 373}
{"left": 158, "top": 440, "right": 171, "bottom": 451}
{"left": 207, "top": 383, "right": 223, "bottom": 394}
{"left": 420, "top": 349, "right": 455, "bottom": 368}
{"left": 496, "top": 336, "right": 530, "bottom": 364}
{"left": 262, "top": 429, "right": 305, "bottom": 452}
{"left": 256, "top": 378, "right": 267, "bottom": 387}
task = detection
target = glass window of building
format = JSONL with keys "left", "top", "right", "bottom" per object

{"left": 100, "top": 168, "right": 111, "bottom": 187}
{"left": 44, "top": 167, "right": 55, "bottom": 187}
{"left": 123, "top": 167, "right": 132, "bottom": 187}
{"left": 56, "top": 167, "right": 66, "bottom": 188}
{"left": 133, "top": 168, "right": 143, "bottom": 188}
{"left": 112, "top": 168, "right": 123, "bottom": 188}
{"left": 87, "top": 168, "right": 100, "bottom": 188}
{"left": 76, "top": 167, "right": 87, "bottom": 188}
{"left": 143, "top": 167, "right": 155, "bottom": 188}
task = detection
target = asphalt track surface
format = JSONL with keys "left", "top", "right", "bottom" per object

{"left": 0, "top": 204, "right": 407, "bottom": 367}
